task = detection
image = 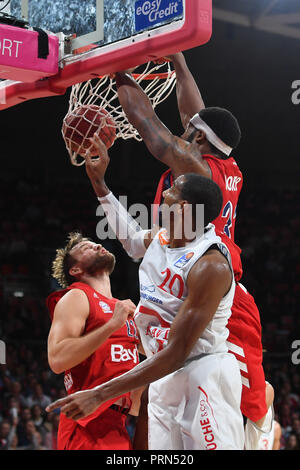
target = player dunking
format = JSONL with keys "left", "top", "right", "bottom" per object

{"left": 46, "top": 134, "right": 245, "bottom": 450}
{"left": 46, "top": 232, "right": 142, "bottom": 450}
{"left": 110, "top": 52, "right": 273, "bottom": 448}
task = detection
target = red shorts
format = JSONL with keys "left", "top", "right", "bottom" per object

{"left": 58, "top": 407, "right": 132, "bottom": 450}
{"left": 227, "top": 283, "right": 267, "bottom": 422}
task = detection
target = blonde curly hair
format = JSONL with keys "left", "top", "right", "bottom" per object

{"left": 52, "top": 232, "right": 90, "bottom": 288}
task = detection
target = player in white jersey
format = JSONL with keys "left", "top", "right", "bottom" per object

{"left": 136, "top": 223, "right": 242, "bottom": 450}
{"left": 46, "top": 134, "right": 245, "bottom": 450}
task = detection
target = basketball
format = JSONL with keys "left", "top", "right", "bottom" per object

{"left": 62, "top": 105, "right": 116, "bottom": 156}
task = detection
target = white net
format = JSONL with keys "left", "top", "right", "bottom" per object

{"left": 62, "top": 61, "right": 177, "bottom": 166}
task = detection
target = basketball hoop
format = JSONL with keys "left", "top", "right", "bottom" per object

{"left": 62, "top": 61, "right": 177, "bottom": 166}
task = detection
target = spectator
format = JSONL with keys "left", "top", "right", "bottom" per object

{"left": 16, "top": 407, "right": 32, "bottom": 446}
{"left": 0, "top": 419, "right": 17, "bottom": 450}
{"left": 0, "top": 420, "right": 11, "bottom": 449}
{"left": 44, "top": 412, "right": 59, "bottom": 450}
{"left": 26, "top": 383, "right": 52, "bottom": 410}
{"left": 278, "top": 402, "right": 293, "bottom": 431}
{"left": 16, "top": 420, "right": 43, "bottom": 450}
{"left": 278, "top": 381, "right": 300, "bottom": 412}
{"left": 292, "top": 416, "right": 300, "bottom": 433}
{"left": 0, "top": 374, "right": 13, "bottom": 409}
{"left": 22, "top": 372, "right": 38, "bottom": 398}
{"left": 6, "top": 397, "right": 20, "bottom": 421}
{"left": 284, "top": 434, "right": 300, "bottom": 450}
{"left": 7, "top": 433, "right": 19, "bottom": 450}
{"left": 31, "top": 404, "right": 47, "bottom": 440}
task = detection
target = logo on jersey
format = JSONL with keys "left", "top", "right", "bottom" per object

{"left": 141, "top": 284, "right": 156, "bottom": 293}
{"left": 99, "top": 301, "right": 113, "bottom": 314}
{"left": 64, "top": 373, "right": 73, "bottom": 392}
{"left": 174, "top": 251, "right": 194, "bottom": 269}
{"left": 159, "top": 229, "right": 169, "bottom": 246}
{"left": 140, "top": 292, "right": 163, "bottom": 305}
{"left": 111, "top": 345, "right": 138, "bottom": 364}
{"left": 146, "top": 325, "right": 170, "bottom": 352}
{"left": 225, "top": 176, "right": 241, "bottom": 192}
{"left": 198, "top": 386, "right": 217, "bottom": 450}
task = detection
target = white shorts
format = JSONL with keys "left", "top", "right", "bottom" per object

{"left": 148, "top": 352, "right": 244, "bottom": 450}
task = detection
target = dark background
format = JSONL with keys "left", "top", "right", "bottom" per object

{"left": 0, "top": 8, "right": 300, "bottom": 450}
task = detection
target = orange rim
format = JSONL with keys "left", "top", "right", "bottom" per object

{"left": 132, "top": 71, "right": 175, "bottom": 80}
{"left": 98, "top": 71, "right": 175, "bottom": 80}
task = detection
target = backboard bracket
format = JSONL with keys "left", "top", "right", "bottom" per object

{"left": 71, "top": 0, "right": 104, "bottom": 51}
{"left": 20, "top": 0, "right": 104, "bottom": 51}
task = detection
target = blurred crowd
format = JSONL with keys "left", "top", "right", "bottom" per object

{"left": 0, "top": 173, "right": 299, "bottom": 450}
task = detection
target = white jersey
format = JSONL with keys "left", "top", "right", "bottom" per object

{"left": 258, "top": 421, "right": 275, "bottom": 450}
{"left": 134, "top": 224, "right": 235, "bottom": 361}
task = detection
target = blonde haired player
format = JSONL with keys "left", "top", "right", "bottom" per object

{"left": 46, "top": 231, "right": 142, "bottom": 450}
{"left": 47, "top": 134, "right": 245, "bottom": 450}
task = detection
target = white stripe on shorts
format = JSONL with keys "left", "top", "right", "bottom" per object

{"left": 226, "top": 341, "right": 245, "bottom": 357}
{"left": 241, "top": 376, "right": 250, "bottom": 388}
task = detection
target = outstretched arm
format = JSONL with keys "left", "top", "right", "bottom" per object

{"left": 46, "top": 250, "right": 232, "bottom": 419}
{"left": 169, "top": 52, "right": 205, "bottom": 129}
{"left": 84, "top": 134, "right": 156, "bottom": 253}
{"left": 115, "top": 72, "right": 208, "bottom": 177}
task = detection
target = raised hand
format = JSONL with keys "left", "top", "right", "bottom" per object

{"left": 84, "top": 133, "right": 110, "bottom": 197}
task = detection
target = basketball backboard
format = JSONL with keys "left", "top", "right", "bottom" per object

{"left": 0, "top": 0, "right": 212, "bottom": 110}
{"left": 10, "top": 0, "right": 185, "bottom": 51}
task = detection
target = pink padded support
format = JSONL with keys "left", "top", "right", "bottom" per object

{"left": 0, "top": 24, "right": 59, "bottom": 82}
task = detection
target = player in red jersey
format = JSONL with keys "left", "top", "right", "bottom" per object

{"left": 110, "top": 54, "right": 273, "bottom": 446}
{"left": 46, "top": 232, "right": 141, "bottom": 450}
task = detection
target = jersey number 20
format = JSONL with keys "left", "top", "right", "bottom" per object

{"left": 158, "top": 269, "right": 184, "bottom": 299}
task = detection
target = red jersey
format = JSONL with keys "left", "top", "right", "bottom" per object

{"left": 203, "top": 154, "right": 243, "bottom": 241}
{"left": 46, "top": 281, "right": 139, "bottom": 448}
{"left": 153, "top": 154, "right": 244, "bottom": 281}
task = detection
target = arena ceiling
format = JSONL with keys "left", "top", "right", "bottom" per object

{"left": 213, "top": 0, "right": 300, "bottom": 40}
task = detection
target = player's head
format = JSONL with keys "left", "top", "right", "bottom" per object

{"left": 52, "top": 232, "right": 116, "bottom": 288}
{"left": 162, "top": 173, "right": 223, "bottom": 238}
{"left": 182, "top": 107, "right": 241, "bottom": 158}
